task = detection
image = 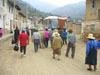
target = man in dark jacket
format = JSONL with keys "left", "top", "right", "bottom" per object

{"left": 26, "top": 27, "right": 30, "bottom": 36}
{"left": 14, "top": 26, "right": 20, "bottom": 44}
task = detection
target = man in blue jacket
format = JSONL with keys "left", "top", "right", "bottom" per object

{"left": 62, "top": 29, "right": 67, "bottom": 45}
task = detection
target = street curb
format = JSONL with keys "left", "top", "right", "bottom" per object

{"left": 0, "top": 34, "right": 13, "bottom": 44}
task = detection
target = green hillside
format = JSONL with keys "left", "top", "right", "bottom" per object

{"left": 9, "top": 0, "right": 54, "bottom": 17}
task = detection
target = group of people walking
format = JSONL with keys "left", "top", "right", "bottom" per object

{"left": 32, "top": 28, "right": 69, "bottom": 60}
{"left": 13, "top": 26, "right": 29, "bottom": 56}
{"left": 12, "top": 26, "right": 100, "bottom": 71}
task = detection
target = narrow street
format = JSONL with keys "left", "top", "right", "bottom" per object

{"left": 0, "top": 36, "right": 100, "bottom": 75}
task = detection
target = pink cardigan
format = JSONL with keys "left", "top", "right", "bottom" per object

{"left": 44, "top": 31, "right": 50, "bottom": 38}
{"left": 0, "top": 29, "right": 3, "bottom": 33}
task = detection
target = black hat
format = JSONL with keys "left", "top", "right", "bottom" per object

{"left": 22, "top": 30, "right": 25, "bottom": 32}
{"left": 68, "top": 29, "right": 73, "bottom": 33}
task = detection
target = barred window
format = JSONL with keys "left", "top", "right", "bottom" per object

{"left": 92, "top": 0, "right": 95, "bottom": 8}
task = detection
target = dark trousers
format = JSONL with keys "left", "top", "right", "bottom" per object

{"left": 27, "top": 32, "right": 30, "bottom": 37}
{"left": 63, "top": 38, "right": 67, "bottom": 45}
{"left": 0, "top": 33, "right": 3, "bottom": 37}
{"left": 45, "top": 38, "right": 49, "bottom": 48}
{"left": 34, "top": 43, "right": 38, "bottom": 52}
{"left": 66, "top": 42, "right": 75, "bottom": 58}
{"left": 14, "top": 36, "right": 18, "bottom": 44}
{"left": 20, "top": 46, "right": 26, "bottom": 55}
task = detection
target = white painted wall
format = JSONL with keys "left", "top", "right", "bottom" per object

{"left": 5, "top": 4, "right": 13, "bottom": 30}
{"left": 0, "top": 0, "right": 14, "bottom": 33}
{"left": 0, "top": 0, "right": 3, "bottom": 28}
{"left": 0, "top": 0, "right": 7, "bottom": 29}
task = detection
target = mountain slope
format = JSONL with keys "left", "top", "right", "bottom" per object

{"left": 25, "top": 0, "right": 59, "bottom": 13}
{"left": 9, "top": 0, "right": 54, "bottom": 17}
{"left": 51, "top": 1, "right": 86, "bottom": 20}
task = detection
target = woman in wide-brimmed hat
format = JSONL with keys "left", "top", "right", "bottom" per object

{"left": 52, "top": 32, "right": 63, "bottom": 60}
{"left": 53, "top": 29, "right": 60, "bottom": 37}
{"left": 85, "top": 33, "right": 100, "bottom": 71}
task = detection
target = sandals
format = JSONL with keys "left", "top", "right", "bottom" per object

{"left": 87, "top": 66, "right": 97, "bottom": 71}
{"left": 53, "top": 56, "right": 55, "bottom": 59}
{"left": 87, "top": 68, "right": 92, "bottom": 71}
{"left": 94, "top": 66, "right": 97, "bottom": 71}
{"left": 58, "top": 58, "right": 60, "bottom": 61}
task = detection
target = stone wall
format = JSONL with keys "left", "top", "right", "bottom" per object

{"left": 83, "top": 20, "right": 100, "bottom": 33}
{"left": 82, "top": 0, "right": 100, "bottom": 42}
{"left": 81, "top": 32, "right": 100, "bottom": 42}
{"left": 84, "top": 0, "right": 100, "bottom": 20}
{"left": 67, "top": 21, "right": 82, "bottom": 34}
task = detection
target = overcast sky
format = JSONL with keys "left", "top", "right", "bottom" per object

{"left": 23, "top": 0, "right": 86, "bottom": 7}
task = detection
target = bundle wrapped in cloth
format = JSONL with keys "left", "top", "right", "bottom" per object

{"left": 58, "top": 18, "right": 67, "bottom": 29}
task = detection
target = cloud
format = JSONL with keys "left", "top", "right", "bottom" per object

{"left": 38, "top": 0, "right": 85, "bottom": 6}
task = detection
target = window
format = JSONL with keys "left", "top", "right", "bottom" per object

{"left": 16, "top": 14, "right": 18, "bottom": 20}
{"left": 92, "top": 0, "right": 95, "bottom": 8}
{"left": 86, "top": 25, "right": 89, "bottom": 31}
{"left": 2, "top": 0, "right": 5, "bottom": 6}
{"left": 9, "top": 6, "right": 10, "bottom": 13}
{"left": 11, "top": 8, "right": 13, "bottom": 14}
{"left": 90, "top": 24, "right": 95, "bottom": 32}
{"left": 91, "top": 0, "right": 96, "bottom": 14}
{"left": 0, "top": 15, "right": 2, "bottom": 19}
{"left": 23, "top": 20, "right": 24, "bottom": 23}
{"left": 86, "top": 25, "right": 88, "bottom": 31}
{"left": 98, "top": 9, "right": 100, "bottom": 20}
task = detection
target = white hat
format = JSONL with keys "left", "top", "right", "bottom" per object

{"left": 87, "top": 34, "right": 95, "bottom": 39}
{"left": 54, "top": 29, "right": 58, "bottom": 32}
{"left": 54, "top": 32, "right": 60, "bottom": 37}
{"left": 39, "top": 27, "right": 43, "bottom": 31}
